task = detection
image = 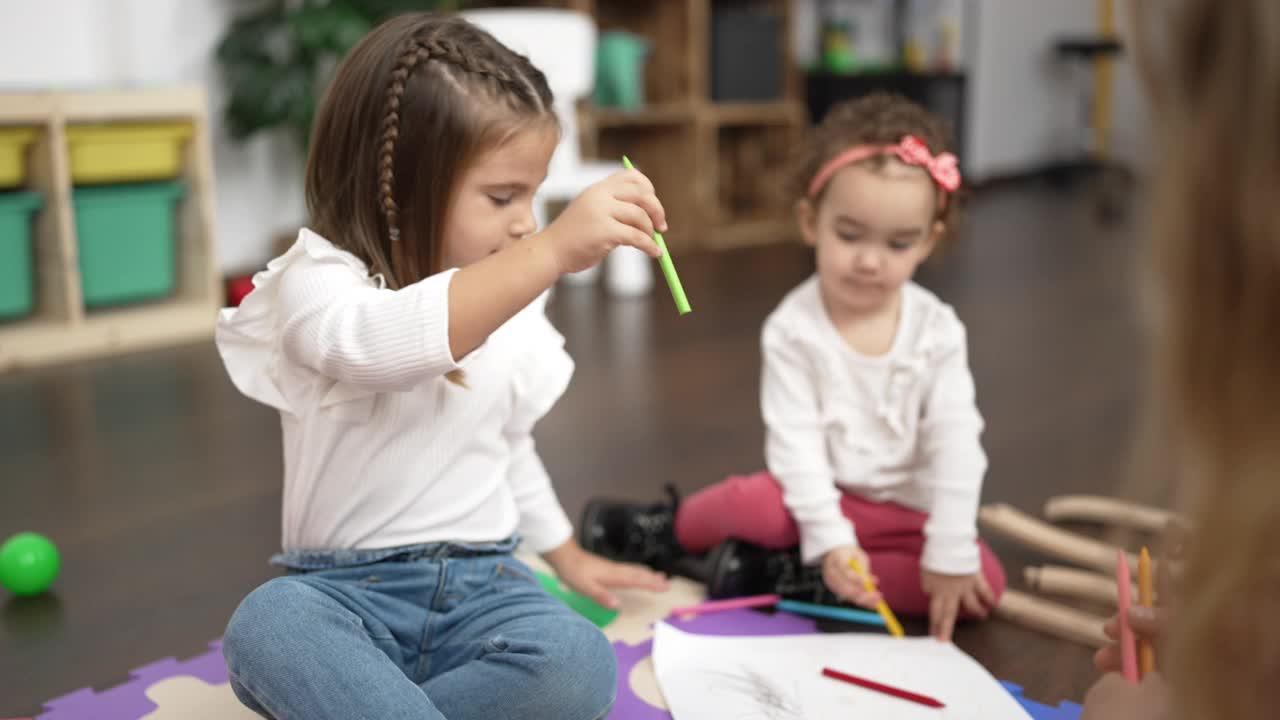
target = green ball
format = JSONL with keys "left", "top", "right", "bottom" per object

{"left": 0, "top": 532, "right": 60, "bottom": 596}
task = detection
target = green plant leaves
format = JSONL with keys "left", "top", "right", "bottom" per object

{"left": 217, "top": 0, "right": 463, "bottom": 147}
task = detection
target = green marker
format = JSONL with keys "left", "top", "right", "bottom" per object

{"left": 622, "top": 155, "right": 691, "bottom": 315}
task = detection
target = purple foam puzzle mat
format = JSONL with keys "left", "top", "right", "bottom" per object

{"left": 38, "top": 640, "right": 230, "bottom": 720}
{"left": 34, "top": 609, "right": 1083, "bottom": 719}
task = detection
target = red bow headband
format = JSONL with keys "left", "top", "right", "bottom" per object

{"left": 807, "top": 135, "right": 961, "bottom": 207}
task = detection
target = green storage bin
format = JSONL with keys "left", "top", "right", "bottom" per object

{"left": 74, "top": 181, "right": 184, "bottom": 308}
{"left": 0, "top": 190, "right": 44, "bottom": 321}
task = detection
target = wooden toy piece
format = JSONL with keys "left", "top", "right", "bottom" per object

{"left": 995, "top": 589, "right": 1109, "bottom": 647}
{"left": 979, "top": 503, "right": 1140, "bottom": 574}
{"left": 1024, "top": 565, "right": 1140, "bottom": 606}
{"left": 1043, "top": 495, "right": 1177, "bottom": 533}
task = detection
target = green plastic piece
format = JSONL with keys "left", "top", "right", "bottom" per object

{"left": 74, "top": 181, "right": 185, "bottom": 308}
{"left": 621, "top": 156, "right": 691, "bottom": 315}
{"left": 534, "top": 571, "right": 618, "bottom": 629}
{"left": 0, "top": 532, "right": 61, "bottom": 596}
{"left": 0, "top": 190, "right": 43, "bottom": 320}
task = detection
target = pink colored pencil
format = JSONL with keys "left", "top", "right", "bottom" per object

{"left": 1116, "top": 551, "right": 1140, "bottom": 683}
{"left": 670, "top": 594, "right": 781, "bottom": 617}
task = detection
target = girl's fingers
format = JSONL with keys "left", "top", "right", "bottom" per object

{"left": 581, "top": 579, "right": 621, "bottom": 610}
{"left": 1127, "top": 606, "right": 1166, "bottom": 640}
{"left": 618, "top": 167, "right": 656, "bottom": 195}
{"left": 850, "top": 587, "right": 882, "bottom": 609}
{"left": 613, "top": 187, "right": 668, "bottom": 234}
{"left": 605, "top": 563, "right": 669, "bottom": 591}
{"left": 612, "top": 199, "right": 655, "bottom": 237}
{"left": 612, "top": 221, "right": 661, "bottom": 257}
{"left": 975, "top": 574, "right": 997, "bottom": 607}
{"left": 933, "top": 594, "right": 960, "bottom": 642}
{"left": 1095, "top": 645, "right": 1121, "bottom": 673}
{"left": 961, "top": 587, "right": 987, "bottom": 618}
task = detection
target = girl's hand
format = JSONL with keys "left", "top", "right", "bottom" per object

{"left": 821, "top": 545, "right": 881, "bottom": 609}
{"left": 539, "top": 169, "right": 666, "bottom": 275}
{"left": 543, "top": 539, "right": 669, "bottom": 610}
{"left": 1081, "top": 672, "right": 1171, "bottom": 720}
{"left": 921, "top": 569, "right": 997, "bottom": 642}
{"left": 1095, "top": 606, "right": 1168, "bottom": 673}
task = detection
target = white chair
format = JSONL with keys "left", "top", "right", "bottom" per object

{"left": 461, "top": 8, "right": 651, "bottom": 293}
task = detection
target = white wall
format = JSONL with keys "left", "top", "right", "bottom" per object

{"left": 0, "top": 0, "right": 306, "bottom": 273}
{"left": 792, "top": 0, "right": 1148, "bottom": 180}
{"left": 967, "top": 0, "right": 1146, "bottom": 179}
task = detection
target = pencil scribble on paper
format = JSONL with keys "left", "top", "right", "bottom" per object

{"left": 704, "top": 667, "right": 803, "bottom": 720}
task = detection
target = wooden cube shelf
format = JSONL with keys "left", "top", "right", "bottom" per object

{"left": 0, "top": 87, "right": 219, "bottom": 372}
{"left": 479, "top": 0, "right": 805, "bottom": 252}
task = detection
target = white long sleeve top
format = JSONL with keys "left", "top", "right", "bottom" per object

{"left": 762, "top": 276, "right": 988, "bottom": 574}
{"left": 215, "top": 228, "right": 573, "bottom": 553}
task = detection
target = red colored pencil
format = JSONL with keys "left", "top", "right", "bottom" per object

{"left": 821, "top": 667, "right": 945, "bottom": 709}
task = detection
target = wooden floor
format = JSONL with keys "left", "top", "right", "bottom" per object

{"left": 0, "top": 178, "right": 1156, "bottom": 715}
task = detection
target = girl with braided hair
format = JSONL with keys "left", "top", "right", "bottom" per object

{"left": 215, "top": 13, "right": 668, "bottom": 719}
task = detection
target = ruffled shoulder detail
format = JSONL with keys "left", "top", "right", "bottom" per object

{"left": 504, "top": 292, "right": 575, "bottom": 433}
{"left": 215, "top": 229, "right": 380, "bottom": 414}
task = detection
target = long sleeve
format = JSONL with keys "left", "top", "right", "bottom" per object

{"left": 506, "top": 433, "right": 573, "bottom": 552}
{"left": 504, "top": 297, "right": 575, "bottom": 553}
{"left": 918, "top": 319, "right": 987, "bottom": 575}
{"left": 762, "top": 322, "right": 857, "bottom": 564}
{"left": 277, "top": 260, "right": 460, "bottom": 392}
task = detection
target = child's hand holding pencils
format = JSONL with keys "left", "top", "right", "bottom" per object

{"left": 821, "top": 545, "right": 881, "bottom": 608}
{"left": 1097, "top": 523, "right": 1186, "bottom": 677}
{"left": 1096, "top": 605, "right": 1167, "bottom": 674}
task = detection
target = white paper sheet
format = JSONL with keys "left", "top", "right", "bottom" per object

{"left": 652, "top": 622, "right": 1034, "bottom": 720}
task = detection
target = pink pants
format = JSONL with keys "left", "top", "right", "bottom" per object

{"left": 674, "top": 471, "right": 1007, "bottom": 616}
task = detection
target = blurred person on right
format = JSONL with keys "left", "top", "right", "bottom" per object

{"left": 1081, "top": 2, "right": 1280, "bottom": 718}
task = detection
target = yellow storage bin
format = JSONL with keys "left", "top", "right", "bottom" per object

{"left": 0, "top": 127, "right": 39, "bottom": 189}
{"left": 65, "top": 123, "right": 192, "bottom": 184}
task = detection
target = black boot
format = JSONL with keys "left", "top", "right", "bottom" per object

{"left": 579, "top": 484, "right": 685, "bottom": 573}
{"left": 706, "top": 539, "right": 841, "bottom": 605}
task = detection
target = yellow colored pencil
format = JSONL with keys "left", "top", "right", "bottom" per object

{"left": 1138, "top": 547, "right": 1155, "bottom": 675}
{"left": 849, "top": 557, "right": 904, "bottom": 638}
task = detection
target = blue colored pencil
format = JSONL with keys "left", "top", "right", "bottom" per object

{"left": 776, "top": 599, "right": 888, "bottom": 628}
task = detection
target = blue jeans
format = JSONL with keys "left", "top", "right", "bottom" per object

{"left": 222, "top": 538, "right": 616, "bottom": 720}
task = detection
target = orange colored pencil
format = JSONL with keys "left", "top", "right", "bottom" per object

{"left": 1138, "top": 547, "right": 1155, "bottom": 675}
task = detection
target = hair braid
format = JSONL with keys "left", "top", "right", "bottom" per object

{"left": 378, "top": 39, "right": 435, "bottom": 290}
{"left": 377, "top": 33, "right": 547, "bottom": 257}
{"left": 421, "top": 37, "right": 545, "bottom": 110}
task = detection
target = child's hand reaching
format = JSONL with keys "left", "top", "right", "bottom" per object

{"left": 921, "top": 569, "right": 996, "bottom": 642}
{"left": 821, "top": 545, "right": 881, "bottom": 609}
{"left": 543, "top": 539, "right": 669, "bottom": 610}
{"left": 540, "top": 170, "right": 666, "bottom": 275}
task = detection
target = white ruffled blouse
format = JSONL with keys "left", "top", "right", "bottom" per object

{"left": 762, "top": 276, "right": 988, "bottom": 573}
{"left": 216, "top": 228, "right": 574, "bottom": 553}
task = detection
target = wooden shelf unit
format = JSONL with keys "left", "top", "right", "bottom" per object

{"left": 481, "top": 0, "right": 805, "bottom": 252}
{"left": 0, "top": 87, "right": 219, "bottom": 372}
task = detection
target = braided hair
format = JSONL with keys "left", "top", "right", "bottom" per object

{"left": 306, "top": 13, "right": 554, "bottom": 290}
{"left": 375, "top": 29, "right": 550, "bottom": 280}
